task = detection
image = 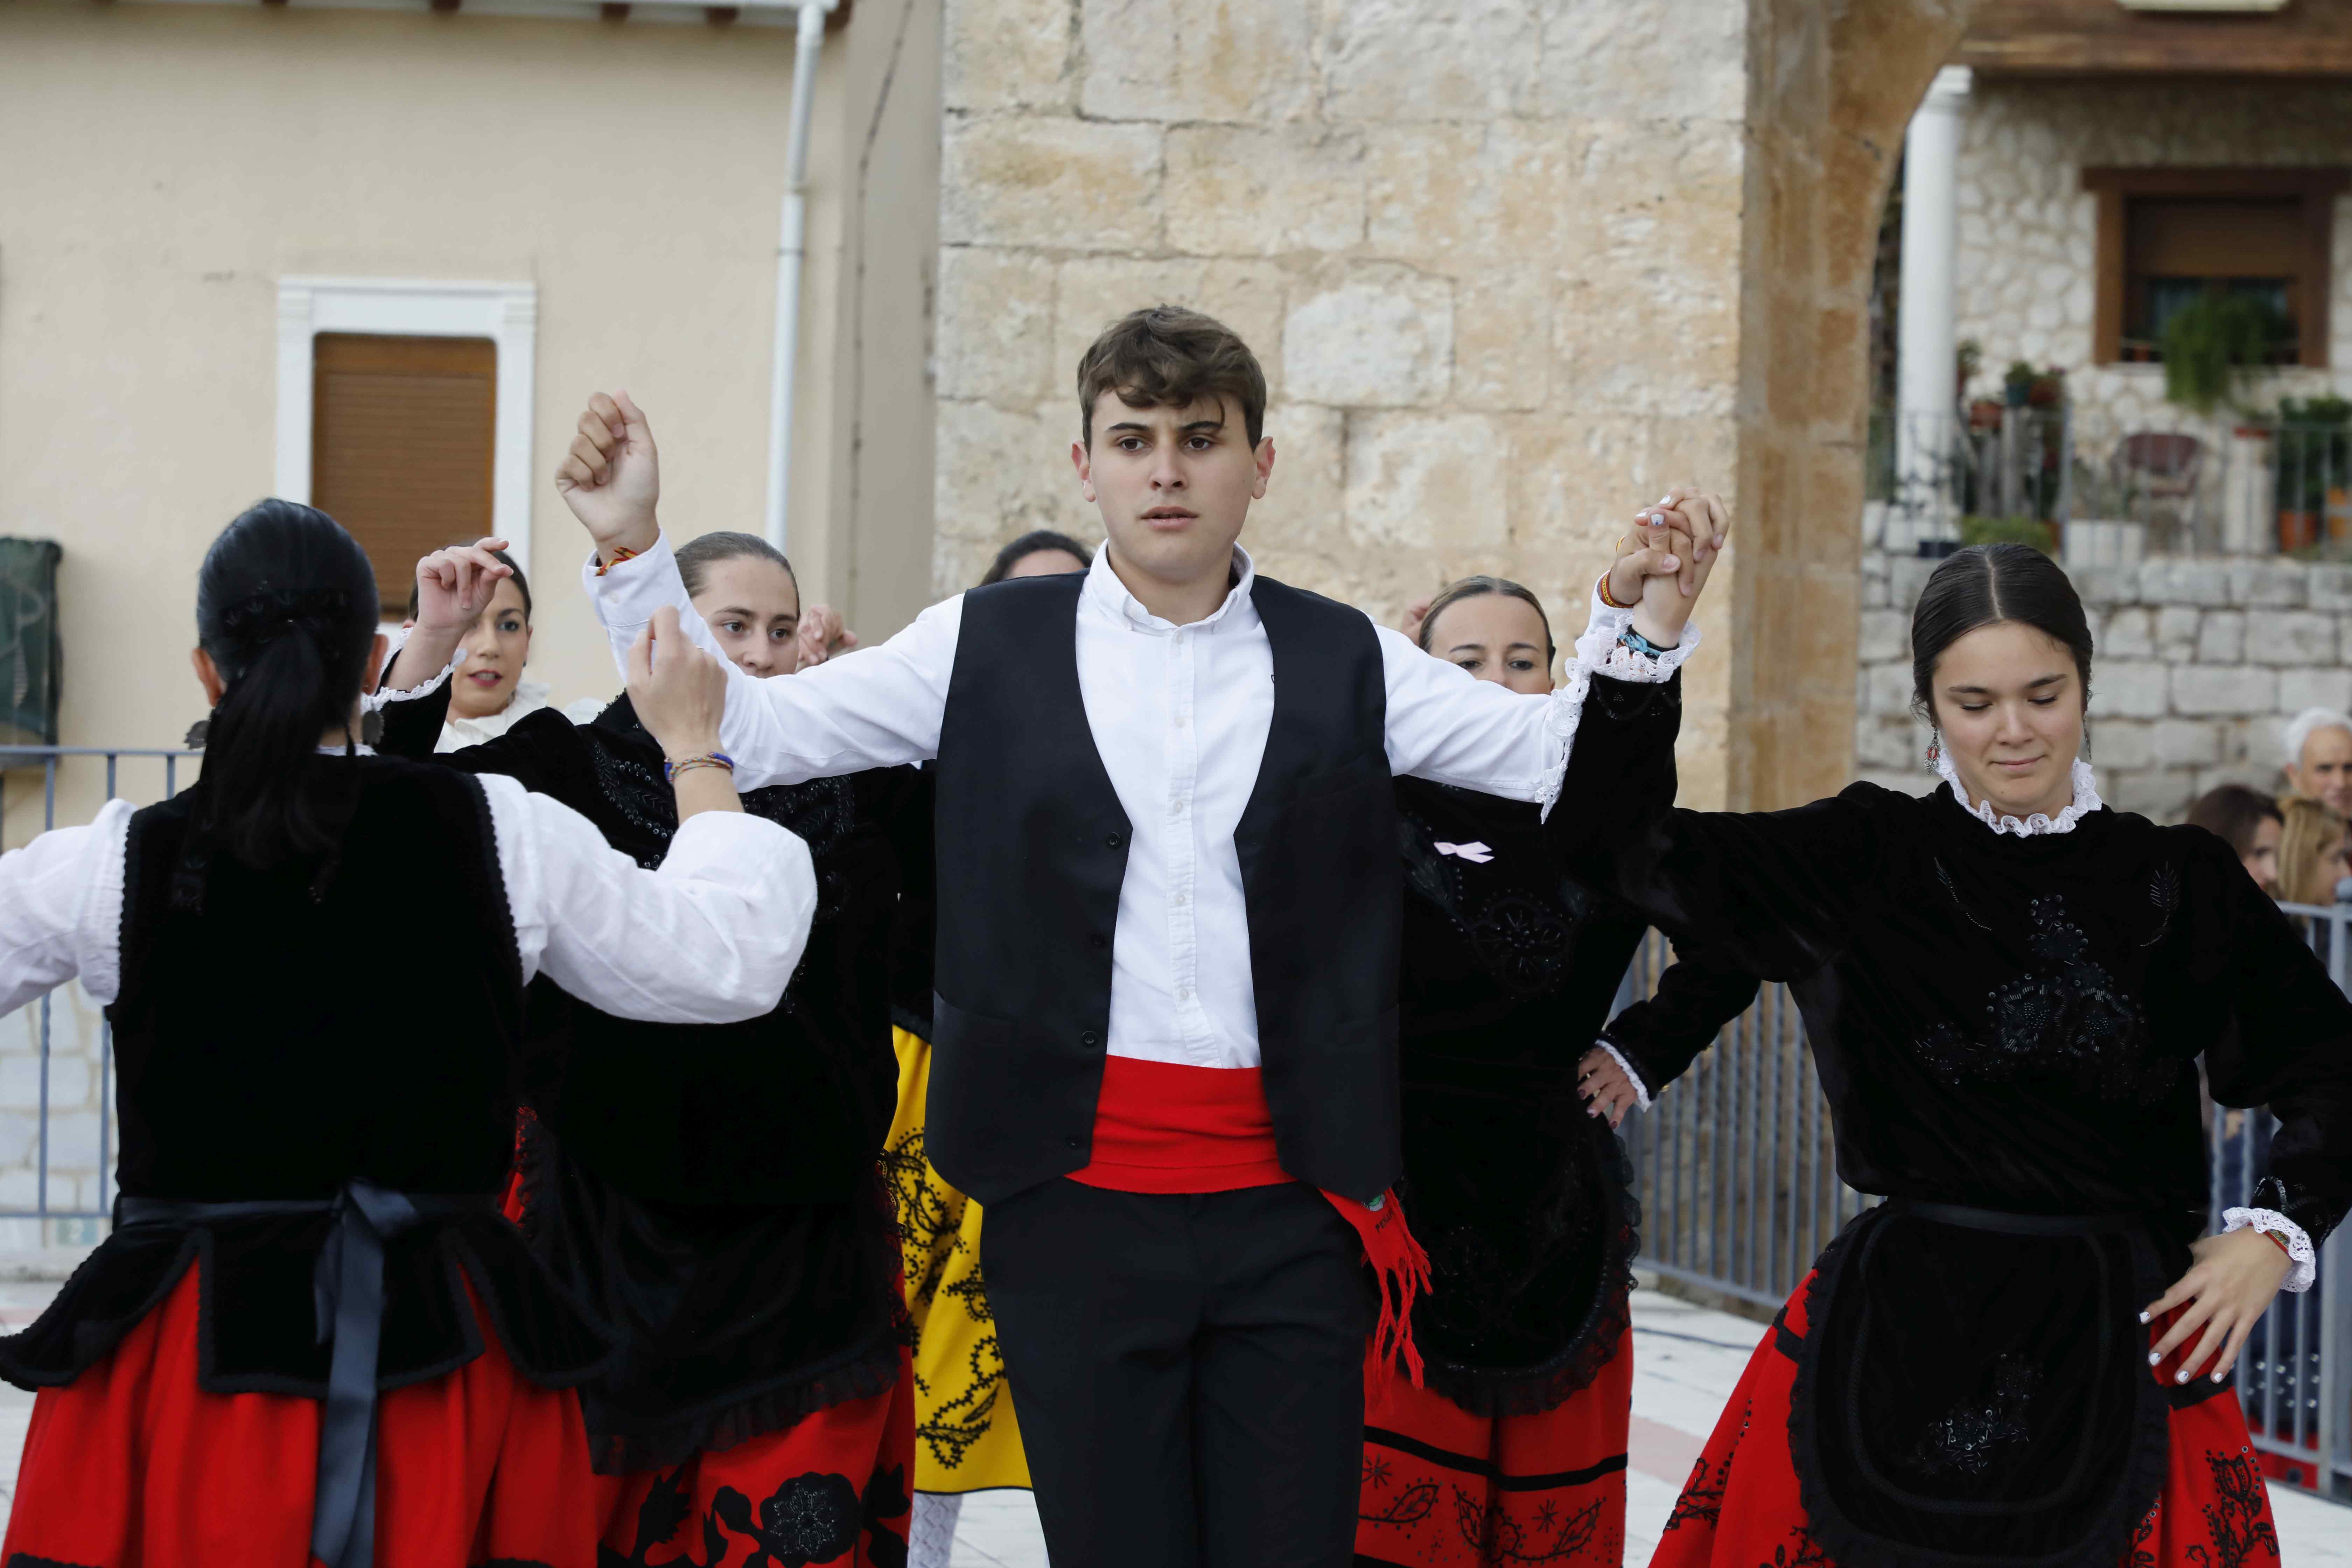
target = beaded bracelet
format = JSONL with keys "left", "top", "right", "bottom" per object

{"left": 664, "top": 751, "right": 736, "bottom": 783}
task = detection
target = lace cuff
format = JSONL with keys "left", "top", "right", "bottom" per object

{"left": 2222, "top": 1207, "right": 2317, "bottom": 1294}
{"left": 1593, "top": 1040, "right": 1652, "bottom": 1112}
{"left": 1535, "top": 591, "right": 1700, "bottom": 821}
{"left": 364, "top": 654, "right": 458, "bottom": 714}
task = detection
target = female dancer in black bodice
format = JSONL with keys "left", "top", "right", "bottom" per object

{"left": 1355, "top": 574, "right": 1758, "bottom": 1567}
{"left": 380, "top": 529, "right": 925, "bottom": 1568}
{"left": 0, "top": 503, "right": 811, "bottom": 1568}
{"left": 1611, "top": 544, "right": 2352, "bottom": 1568}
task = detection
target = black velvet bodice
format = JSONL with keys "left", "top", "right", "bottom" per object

{"left": 0, "top": 757, "right": 612, "bottom": 1398}
{"left": 1391, "top": 676, "right": 1759, "bottom": 1414}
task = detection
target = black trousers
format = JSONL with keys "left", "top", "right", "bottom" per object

{"left": 982, "top": 1178, "right": 1372, "bottom": 1568}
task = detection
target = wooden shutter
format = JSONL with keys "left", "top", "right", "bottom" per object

{"left": 310, "top": 334, "right": 497, "bottom": 612}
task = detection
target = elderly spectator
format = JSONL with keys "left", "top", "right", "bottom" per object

{"left": 2278, "top": 796, "right": 2352, "bottom": 906}
{"left": 2188, "top": 784, "right": 2284, "bottom": 895}
{"left": 2282, "top": 707, "right": 2352, "bottom": 816}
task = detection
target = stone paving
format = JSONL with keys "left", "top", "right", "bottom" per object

{"left": 0, "top": 1280, "right": 2341, "bottom": 1562}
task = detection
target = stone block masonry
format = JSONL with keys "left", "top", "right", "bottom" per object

{"left": 1856, "top": 547, "right": 2349, "bottom": 821}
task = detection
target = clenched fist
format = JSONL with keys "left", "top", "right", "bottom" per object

{"left": 556, "top": 392, "right": 663, "bottom": 563}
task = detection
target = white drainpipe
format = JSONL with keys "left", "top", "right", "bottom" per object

{"left": 765, "top": 0, "right": 834, "bottom": 553}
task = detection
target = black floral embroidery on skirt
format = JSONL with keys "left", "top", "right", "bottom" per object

{"left": 1663, "top": 1400, "right": 1745, "bottom": 1532}
{"left": 1755, "top": 1526, "right": 1832, "bottom": 1568}
{"left": 605, "top": 1462, "right": 910, "bottom": 1568}
{"left": 2189, "top": 1448, "right": 2280, "bottom": 1568}
{"left": 1453, "top": 1488, "right": 1604, "bottom": 1563}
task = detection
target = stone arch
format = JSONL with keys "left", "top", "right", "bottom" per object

{"left": 1730, "top": 0, "right": 1980, "bottom": 807}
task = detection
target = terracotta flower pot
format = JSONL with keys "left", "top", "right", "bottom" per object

{"left": 2280, "top": 510, "right": 2322, "bottom": 552}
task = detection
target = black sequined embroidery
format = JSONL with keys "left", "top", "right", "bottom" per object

{"left": 1910, "top": 893, "right": 2178, "bottom": 1104}
{"left": 1905, "top": 1354, "right": 2039, "bottom": 1478}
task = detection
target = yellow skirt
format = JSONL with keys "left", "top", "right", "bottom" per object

{"left": 884, "top": 1027, "right": 1032, "bottom": 1494}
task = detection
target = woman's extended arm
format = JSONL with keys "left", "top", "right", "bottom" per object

{"left": 0, "top": 801, "right": 136, "bottom": 1014}
{"left": 481, "top": 771, "right": 812, "bottom": 1024}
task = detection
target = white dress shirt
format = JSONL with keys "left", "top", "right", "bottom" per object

{"left": 588, "top": 536, "right": 1696, "bottom": 1070}
{"left": 0, "top": 749, "right": 819, "bottom": 1027}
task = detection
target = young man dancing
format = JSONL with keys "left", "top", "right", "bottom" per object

{"left": 557, "top": 307, "right": 1726, "bottom": 1568}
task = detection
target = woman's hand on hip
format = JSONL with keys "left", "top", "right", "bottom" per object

{"left": 2143, "top": 1227, "right": 2293, "bottom": 1385}
{"left": 1576, "top": 1046, "right": 1640, "bottom": 1130}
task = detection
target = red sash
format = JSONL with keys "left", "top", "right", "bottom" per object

{"left": 1070, "top": 1055, "right": 1431, "bottom": 1388}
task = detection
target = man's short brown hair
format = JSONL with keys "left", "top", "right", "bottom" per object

{"left": 1076, "top": 305, "right": 1268, "bottom": 448}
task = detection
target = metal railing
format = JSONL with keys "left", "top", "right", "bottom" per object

{"left": 1865, "top": 409, "right": 2352, "bottom": 567}
{"left": 1619, "top": 911, "right": 2352, "bottom": 1505}
{"left": 0, "top": 746, "right": 200, "bottom": 1239}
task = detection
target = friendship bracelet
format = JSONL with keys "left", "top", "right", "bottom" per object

{"left": 1595, "top": 569, "right": 1636, "bottom": 611}
{"left": 595, "top": 545, "right": 641, "bottom": 578}
{"left": 664, "top": 752, "right": 736, "bottom": 783}
{"left": 1619, "top": 627, "right": 1673, "bottom": 660}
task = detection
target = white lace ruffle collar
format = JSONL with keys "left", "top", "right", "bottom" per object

{"left": 1936, "top": 754, "right": 2104, "bottom": 838}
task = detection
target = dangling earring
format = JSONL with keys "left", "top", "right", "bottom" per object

{"left": 1924, "top": 729, "right": 1942, "bottom": 770}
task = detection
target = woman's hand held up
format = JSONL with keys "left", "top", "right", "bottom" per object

{"left": 628, "top": 606, "right": 728, "bottom": 762}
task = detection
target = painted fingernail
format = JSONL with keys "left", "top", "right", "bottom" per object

{"left": 2138, "top": 1310, "right": 2151, "bottom": 1324}
{"left": 2175, "top": 1369, "right": 2190, "bottom": 1383}
{"left": 2148, "top": 1351, "right": 2161, "bottom": 1365}
{"left": 2212, "top": 1372, "right": 2226, "bottom": 1384}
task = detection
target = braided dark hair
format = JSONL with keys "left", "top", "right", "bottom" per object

{"left": 195, "top": 500, "right": 381, "bottom": 873}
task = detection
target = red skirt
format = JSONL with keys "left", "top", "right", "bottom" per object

{"left": 1356, "top": 1324, "right": 1632, "bottom": 1567}
{"left": 592, "top": 1345, "right": 917, "bottom": 1568}
{"left": 2, "top": 1264, "right": 601, "bottom": 1568}
{"left": 1651, "top": 1275, "right": 2281, "bottom": 1568}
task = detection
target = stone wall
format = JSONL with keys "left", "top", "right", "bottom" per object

{"left": 934, "top": 0, "right": 1977, "bottom": 812}
{"left": 1856, "top": 536, "right": 2351, "bottom": 819}
{"left": 933, "top": 0, "right": 1762, "bottom": 806}
{"left": 1952, "top": 77, "right": 2352, "bottom": 467}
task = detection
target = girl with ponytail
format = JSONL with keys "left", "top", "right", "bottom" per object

{"left": 0, "top": 499, "right": 822, "bottom": 1568}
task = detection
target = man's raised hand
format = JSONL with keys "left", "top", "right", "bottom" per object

{"left": 555, "top": 391, "right": 663, "bottom": 562}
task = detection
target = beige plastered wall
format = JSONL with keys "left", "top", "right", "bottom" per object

{"left": 0, "top": 0, "right": 943, "bottom": 843}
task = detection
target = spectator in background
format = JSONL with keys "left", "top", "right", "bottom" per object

{"left": 405, "top": 547, "right": 600, "bottom": 750}
{"left": 2282, "top": 707, "right": 2352, "bottom": 817}
{"left": 2186, "top": 784, "right": 2284, "bottom": 895}
{"left": 978, "top": 529, "right": 1092, "bottom": 586}
{"left": 2277, "top": 795, "right": 2352, "bottom": 907}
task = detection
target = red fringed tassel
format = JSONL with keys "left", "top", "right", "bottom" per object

{"left": 1321, "top": 1188, "right": 1433, "bottom": 1390}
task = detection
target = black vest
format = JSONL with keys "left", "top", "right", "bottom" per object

{"left": 110, "top": 756, "right": 524, "bottom": 1200}
{"left": 0, "top": 756, "right": 612, "bottom": 1400}
{"left": 929, "top": 571, "right": 1402, "bottom": 1203}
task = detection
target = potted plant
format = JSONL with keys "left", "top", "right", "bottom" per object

{"left": 2027, "top": 366, "right": 2066, "bottom": 407}
{"left": 2162, "top": 292, "right": 2287, "bottom": 418}
{"left": 2003, "top": 360, "right": 2038, "bottom": 409}
{"left": 1956, "top": 338, "right": 1982, "bottom": 402}
{"left": 2275, "top": 393, "right": 2352, "bottom": 550}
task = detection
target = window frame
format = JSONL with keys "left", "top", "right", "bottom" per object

{"left": 274, "top": 278, "right": 539, "bottom": 575}
{"left": 2082, "top": 167, "right": 2346, "bottom": 370}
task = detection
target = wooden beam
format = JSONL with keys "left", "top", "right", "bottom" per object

{"left": 1956, "top": 0, "right": 2352, "bottom": 75}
